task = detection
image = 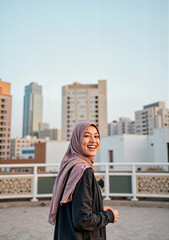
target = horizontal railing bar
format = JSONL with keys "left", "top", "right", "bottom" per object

{"left": 36, "top": 194, "right": 52, "bottom": 197}
{"left": 136, "top": 173, "right": 169, "bottom": 176}
{"left": 108, "top": 173, "right": 132, "bottom": 176}
{"left": 0, "top": 163, "right": 60, "bottom": 168}
{"left": 0, "top": 174, "right": 33, "bottom": 178}
{"left": 109, "top": 193, "right": 133, "bottom": 196}
{"left": 0, "top": 162, "right": 169, "bottom": 168}
{"left": 136, "top": 194, "right": 169, "bottom": 198}
{"left": 94, "top": 173, "right": 106, "bottom": 176}
{"left": 36, "top": 174, "right": 58, "bottom": 177}
{"left": 0, "top": 195, "right": 33, "bottom": 199}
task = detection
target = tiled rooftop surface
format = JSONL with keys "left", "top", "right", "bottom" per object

{"left": 0, "top": 205, "right": 169, "bottom": 240}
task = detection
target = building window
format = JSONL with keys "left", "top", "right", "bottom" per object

{"left": 78, "top": 91, "right": 87, "bottom": 95}
{"left": 22, "top": 150, "right": 35, "bottom": 154}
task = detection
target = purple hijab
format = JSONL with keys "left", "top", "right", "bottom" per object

{"left": 48, "top": 121, "right": 100, "bottom": 225}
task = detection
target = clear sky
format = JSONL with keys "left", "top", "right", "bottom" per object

{"left": 0, "top": 0, "right": 168, "bottom": 138}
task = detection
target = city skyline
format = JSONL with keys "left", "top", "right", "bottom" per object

{"left": 1, "top": 0, "right": 168, "bottom": 138}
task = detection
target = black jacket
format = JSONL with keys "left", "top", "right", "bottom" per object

{"left": 54, "top": 168, "right": 114, "bottom": 240}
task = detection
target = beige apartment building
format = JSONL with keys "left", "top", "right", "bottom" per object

{"left": 62, "top": 80, "right": 108, "bottom": 141}
{"left": 0, "top": 79, "right": 12, "bottom": 159}
{"left": 108, "top": 117, "right": 135, "bottom": 136}
{"left": 135, "top": 102, "right": 169, "bottom": 135}
{"left": 10, "top": 136, "right": 46, "bottom": 159}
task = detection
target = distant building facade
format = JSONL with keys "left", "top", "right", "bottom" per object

{"left": 19, "top": 146, "right": 35, "bottom": 159}
{"left": 135, "top": 102, "right": 169, "bottom": 135}
{"left": 108, "top": 117, "right": 135, "bottom": 136}
{"left": 23, "top": 82, "right": 43, "bottom": 137}
{"left": 0, "top": 143, "right": 46, "bottom": 173}
{"left": 39, "top": 122, "right": 49, "bottom": 132}
{"left": 108, "top": 121, "right": 118, "bottom": 136}
{"left": 38, "top": 122, "right": 61, "bottom": 141}
{"left": 0, "top": 79, "right": 12, "bottom": 159}
{"left": 10, "top": 136, "right": 45, "bottom": 159}
{"left": 62, "top": 80, "right": 108, "bottom": 141}
{"left": 39, "top": 128, "right": 62, "bottom": 141}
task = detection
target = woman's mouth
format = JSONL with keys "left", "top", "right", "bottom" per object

{"left": 87, "top": 145, "right": 97, "bottom": 151}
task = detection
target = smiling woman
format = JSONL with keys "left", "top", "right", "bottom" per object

{"left": 48, "top": 121, "right": 119, "bottom": 240}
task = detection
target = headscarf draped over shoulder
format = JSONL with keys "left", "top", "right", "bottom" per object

{"left": 48, "top": 121, "right": 100, "bottom": 225}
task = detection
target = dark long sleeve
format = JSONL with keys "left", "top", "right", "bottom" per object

{"left": 72, "top": 168, "right": 114, "bottom": 231}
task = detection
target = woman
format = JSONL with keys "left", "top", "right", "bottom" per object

{"left": 48, "top": 121, "right": 119, "bottom": 240}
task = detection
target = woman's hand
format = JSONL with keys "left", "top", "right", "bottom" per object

{"left": 104, "top": 206, "right": 119, "bottom": 223}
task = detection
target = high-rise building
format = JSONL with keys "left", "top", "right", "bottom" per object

{"left": 118, "top": 117, "right": 135, "bottom": 135}
{"left": 0, "top": 79, "right": 12, "bottom": 159}
{"left": 108, "top": 117, "right": 135, "bottom": 136}
{"left": 62, "top": 80, "right": 108, "bottom": 141}
{"left": 23, "top": 82, "right": 43, "bottom": 137}
{"left": 135, "top": 101, "right": 169, "bottom": 135}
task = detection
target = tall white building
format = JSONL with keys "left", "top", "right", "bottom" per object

{"left": 62, "top": 80, "right": 108, "bottom": 141}
{"left": 108, "top": 117, "right": 135, "bottom": 136}
{"left": 135, "top": 102, "right": 169, "bottom": 135}
{"left": 23, "top": 82, "right": 43, "bottom": 137}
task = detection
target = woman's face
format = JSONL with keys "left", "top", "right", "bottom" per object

{"left": 81, "top": 125, "right": 100, "bottom": 157}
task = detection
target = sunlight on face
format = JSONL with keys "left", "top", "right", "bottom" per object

{"left": 81, "top": 125, "right": 100, "bottom": 157}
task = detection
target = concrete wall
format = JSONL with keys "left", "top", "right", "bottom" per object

{"left": 123, "top": 135, "right": 149, "bottom": 163}
{"left": 46, "top": 141, "right": 69, "bottom": 171}
{"left": 153, "top": 128, "right": 169, "bottom": 164}
{"left": 96, "top": 135, "right": 125, "bottom": 170}
{"left": 96, "top": 128, "right": 169, "bottom": 171}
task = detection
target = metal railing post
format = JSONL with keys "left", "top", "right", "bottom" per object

{"left": 131, "top": 164, "right": 138, "bottom": 201}
{"left": 104, "top": 164, "right": 110, "bottom": 200}
{"left": 31, "top": 165, "right": 38, "bottom": 202}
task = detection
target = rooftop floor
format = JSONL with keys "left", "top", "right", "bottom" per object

{"left": 0, "top": 204, "right": 169, "bottom": 240}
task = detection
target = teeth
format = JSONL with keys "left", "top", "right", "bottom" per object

{"left": 88, "top": 146, "right": 96, "bottom": 149}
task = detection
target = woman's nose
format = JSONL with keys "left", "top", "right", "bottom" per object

{"left": 90, "top": 136, "right": 95, "bottom": 142}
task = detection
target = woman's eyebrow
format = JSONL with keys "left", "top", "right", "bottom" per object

{"left": 84, "top": 131, "right": 99, "bottom": 135}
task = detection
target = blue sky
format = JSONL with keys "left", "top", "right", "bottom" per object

{"left": 0, "top": 0, "right": 168, "bottom": 138}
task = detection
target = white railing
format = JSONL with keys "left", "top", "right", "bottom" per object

{"left": 0, "top": 162, "right": 169, "bottom": 201}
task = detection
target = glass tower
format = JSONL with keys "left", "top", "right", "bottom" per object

{"left": 23, "top": 82, "right": 43, "bottom": 137}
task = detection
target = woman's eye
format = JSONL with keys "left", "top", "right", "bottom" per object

{"left": 84, "top": 135, "right": 90, "bottom": 138}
